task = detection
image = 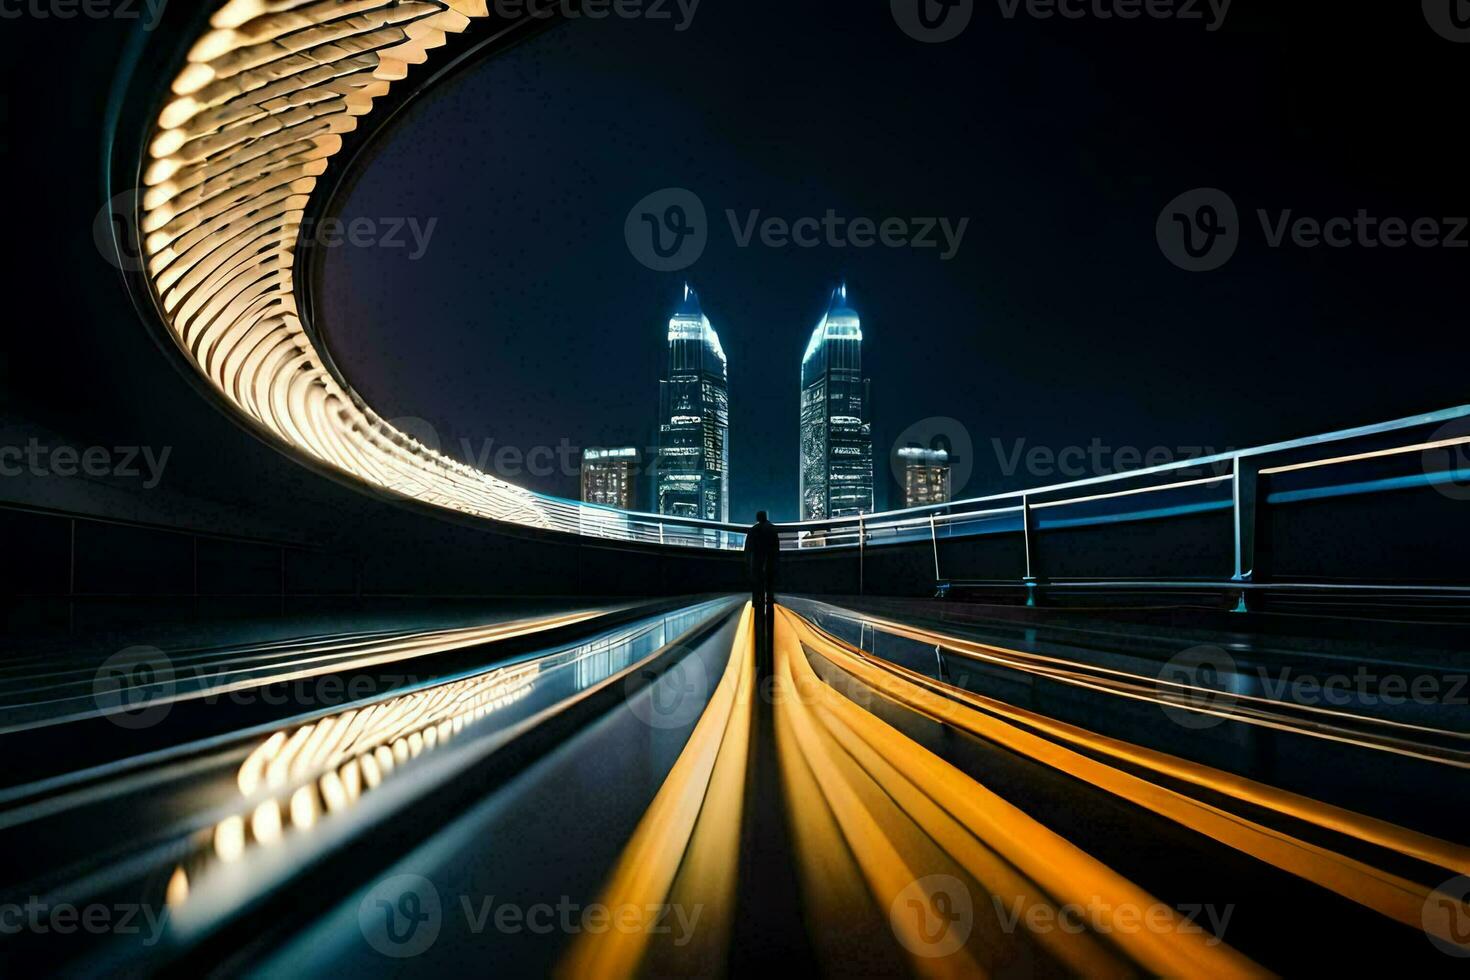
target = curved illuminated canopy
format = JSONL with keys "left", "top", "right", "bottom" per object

{"left": 137, "top": 0, "right": 736, "bottom": 547}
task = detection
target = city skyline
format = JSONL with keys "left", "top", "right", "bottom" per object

{"left": 630, "top": 281, "right": 884, "bottom": 524}
{"left": 318, "top": 3, "right": 1464, "bottom": 524}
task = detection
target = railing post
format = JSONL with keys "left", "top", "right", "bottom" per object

{"left": 1022, "top": 494, "right": 1040, "bottom": 607}
{"left": 858, "top": 516, "right": 866, "bottom": 596}
{"left": 1232, "top": 456, "right": 1271, "bottom": 612}
{"left": 930, "top": 513, "right": 941, "bottom": 582}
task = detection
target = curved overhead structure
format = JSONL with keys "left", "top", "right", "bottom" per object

{"left": 134, "top": 0, "right": 740, "bottom": 549}
{"left": 123, "top": 0, "right": 1470, "bottom": 577}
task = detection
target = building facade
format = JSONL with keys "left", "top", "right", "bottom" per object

{"left": 581, "top": 448, "right": 640, "bottom": 510}
{"left": 897, "top": 446, "right": 952, "bottom": 508}
{"left": 799, "top": 283, "right": 874, "bottom": 520}
{"left": 655, "top": 285, "right": 730, "bottom": 522}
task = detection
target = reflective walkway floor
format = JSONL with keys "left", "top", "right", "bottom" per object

{"left": 1, "top": 596, "right": 1466, "bottom": 976}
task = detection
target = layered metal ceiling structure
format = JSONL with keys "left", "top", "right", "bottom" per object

{"left": 136, "top": 0, "right": 738, "bottom": 548}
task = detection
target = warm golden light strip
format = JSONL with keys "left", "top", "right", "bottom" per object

{"left": 835, "top": 628, "right": 1470, "bottom": 877}
{"left": 184, "top": 659, "right": 540, "bottom": 888}
{"left": 784, "top": 611, "right": 1469, "bottom": 944}
{"left": 139, "top": 1, "right": 734, "bottom": 546}
{"left": 774, "top": 608, "right": 1267, "bottom": 978}
{"left": 1259, "top": 435, "right": 1470, "bottom": 476}
{"left": 557, "top": 606, "right": 754, "bottom": 979}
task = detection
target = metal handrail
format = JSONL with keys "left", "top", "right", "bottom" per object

{"left": 541, "top": 402, "right": 1470, "bottom": 554}
{"left": 774, "top": 403, "right": 1470, "bottom": 554}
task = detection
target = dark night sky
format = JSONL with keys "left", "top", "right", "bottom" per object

{"left": 317, "top": 1, "right": 1467, "bottom": 522}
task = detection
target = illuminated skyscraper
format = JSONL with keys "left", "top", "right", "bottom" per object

{"left": 897, "top": 446, "right": 952, "bottom": 508}
{"left": 581, "top": 448, "right": 640, "bottom": 510}
{"left": 800, "top": 283, "right": 874, "bottom": 520}
{"left": 655, "top": 284, "right": 730, "bottom": 521}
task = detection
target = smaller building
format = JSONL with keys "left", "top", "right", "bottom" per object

{"left": 581, "top": 448, "right": 640, "bottom": 510}
{"left": 897, "top": 446, "right": 952, "bottom": 508}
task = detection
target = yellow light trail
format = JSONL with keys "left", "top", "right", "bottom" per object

{"left": 827, "top": 622, "right": 1470, "bottom": 877}
{"left": 557, "top": 605, "right": 755, "bottom": 979}
{"left": 784, "top": 611, "right": 1470, "bottom": 945}
{"left": 774, "top": 607, "right": 1268, "bottom": 978}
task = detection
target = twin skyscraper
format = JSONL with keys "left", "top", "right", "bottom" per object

{"left": 648, "top": 282, "right": 875, "bottom": 523}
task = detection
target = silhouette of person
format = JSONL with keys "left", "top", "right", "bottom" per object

{"left": 745, "top": 511, "right": 781, "bottom": 669}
